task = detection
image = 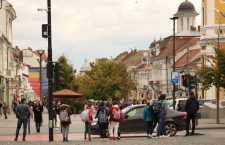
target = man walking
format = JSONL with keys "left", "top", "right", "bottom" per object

{"left": 185, "top": 91, "right": 199, "bottom": 136}
{"left": 14, "top": 98, "right": 30, "bottom": 141}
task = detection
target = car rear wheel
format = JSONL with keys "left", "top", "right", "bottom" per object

{"left": 165, "top": 122, "right": 177, "bottom": 136}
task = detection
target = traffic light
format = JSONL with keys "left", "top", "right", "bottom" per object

{"left": 189, "top": 75, "right": 196, "bottom": 90}
{"left": 53, "top": 63, "right": 64, "bottom": 84}
{"left": 182, "top": 74, "right": 188, "bottom": 88}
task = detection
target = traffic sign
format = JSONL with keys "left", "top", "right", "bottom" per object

{"left": 171, "top": 71, "right": 179, "bottom": 84}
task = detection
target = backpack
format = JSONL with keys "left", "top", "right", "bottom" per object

{"left": 186, "top": 99, "right": 198, "bottom": 115}
{"left": 112, "top": 109, "right": 121, "bottom": 120}
{"left": 60, "top": 110, "right": 69, "bottom": 123}
{"left": 152, "top": 101, "right": 162, "bottom": 114}
{"left": 98, "top": 109, "right": 108, "bottom": 124}
{"left": 80, "top": 109, "right": 89, "bottom": 122}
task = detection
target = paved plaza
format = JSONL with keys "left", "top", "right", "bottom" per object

{"left": 1, "top": 112, "right": 225, "bottom": 145}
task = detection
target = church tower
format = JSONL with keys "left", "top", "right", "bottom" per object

{"left": 174, "top": 0, "right": 199, "bottom": 36}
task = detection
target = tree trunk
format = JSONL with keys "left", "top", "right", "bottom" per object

{"left": 216, "top": 86, "right": 220, "bottom": 124}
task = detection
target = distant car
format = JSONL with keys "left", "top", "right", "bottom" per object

{"left": 91, "top": 104, "right": 187, "bottom": 137}
{"left": 167, "top": 98, "right": 187, "bottom": 111}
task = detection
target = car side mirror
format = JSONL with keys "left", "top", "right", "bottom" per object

{"left": 125, "top": 114, "right": 129, "bottom": 119}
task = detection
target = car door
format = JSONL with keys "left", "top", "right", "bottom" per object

{"left": 119, "top": 107, "right": 145, "bottom": 133}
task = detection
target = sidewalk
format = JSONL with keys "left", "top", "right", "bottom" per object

{"left": 196, "top": 119, "right": 225, "bottom": 130}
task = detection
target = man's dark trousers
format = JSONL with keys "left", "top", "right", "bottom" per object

{"left": 186, "top": 114, "right": 196, "bottom": 135}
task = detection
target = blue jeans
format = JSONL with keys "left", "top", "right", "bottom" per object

{"left": 146, "top": 121, "right": 153, "bottom": 135}
{"left": 157, "top": 114, "right": 166, "bottom": 136}
{"left": 15, "top": 116, "right": 28, "bottom": 139}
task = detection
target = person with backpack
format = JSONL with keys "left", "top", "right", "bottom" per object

{"left": 143, "top": 102, "right": 153, "bottom": 138}
{"left": 150, "top": 100, "right": 159, "bottom": 135}
{"left": 95, "top": 101, "right": 108, "bottom": 138}
{"left": 59, "top": 104, "right": 72, "bottom": 142}
{"left": 155, "top": 94, "right": 168, "bottom": 138}
{"left": 81, "top": 102, "right": 93, "bottom": 141}
{"left": 184, "top": 91, "right": 199, "bottom": 136}
{"left": 108, "top": 102, "right": 123, "bottom": 140}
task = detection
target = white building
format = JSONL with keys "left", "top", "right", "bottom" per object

{"left": 0, "top": 0, "right": 16, "bottom": 105}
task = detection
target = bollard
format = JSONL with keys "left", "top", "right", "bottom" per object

{"left": 28, "top": 118, "right": 31, "bottom": 134}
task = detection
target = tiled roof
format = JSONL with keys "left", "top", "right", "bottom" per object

{"left": 33, "top": 51, "right": 48, "bottom": 60}
{"left": 175, "top": 49, "right": 201, "bottom": 68}
{"left": 158, "top": 36, "right": 200, "bottom": 57}
{"left": 120, "top": 50, "right": 149, "bottom": 66}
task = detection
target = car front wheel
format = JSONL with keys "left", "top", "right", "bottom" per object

{"left": 165, "top": 122, "right": 177, "bottom": 136}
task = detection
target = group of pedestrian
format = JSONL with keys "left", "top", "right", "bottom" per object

{"left": 80, "top": 101, "right": 124, "bottom": 141}
{"left": 11, "top": 91, "right": 199, "bottom": 142}
{"left": 143, "top": 94, "right": 168, "bottom": 138}
{"left": 14, "top": 98, "right": 44, "bottom": 141}
{"left": 143, "top": 91, "right": 199, "bottom": 138}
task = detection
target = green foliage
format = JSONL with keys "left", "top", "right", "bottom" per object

{"left": 75, "top": 59, "right": 135, "bottom": 100}
{"left": 197, "top": 47, "right": 225, "bottom": 90}
{"left": 53, "top": 55, "right": 76, "bottom": 91}
{"left": 73, "top": 102, "right": 85, "bottom": 113}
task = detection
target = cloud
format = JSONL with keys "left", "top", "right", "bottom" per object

{"left": 7, "top": 0, "right": 201, "bottom": 71}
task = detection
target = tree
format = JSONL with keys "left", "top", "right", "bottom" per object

{"left": 197, "top": 37, "right": 225, "bottom": 124}
{"left": 75, "top": 59, "right": 136, "bottom": 100}
{"left": 53, "top": 55, "right": 76, "bottom": 91}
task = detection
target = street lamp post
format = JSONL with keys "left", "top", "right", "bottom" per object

{"left": 37, "top": 50, "right": 45, "bottom": 101}
{"left": 39, "top": 0, "right": 53, "bottom": 141}
{"left": 47, "top": 0, "right": 53, "bottom": 141}
{"left": 170, "top": 16, "right": 178, "bottom": 110}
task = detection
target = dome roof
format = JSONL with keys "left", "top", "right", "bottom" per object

{"left": 174, "top": 0, "right": 199, "bottom": 16}
{"left": 149, "top": 40, "right": 157, "bottom": 49}
{"left": 80, "top": 59, "right": 91, "bottom": 72}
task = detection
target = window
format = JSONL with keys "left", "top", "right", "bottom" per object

{"left": 187, "top": 18, "right": 189, "bottom": 30}
{"left": 127, "top": 107, "right": 144, "bottom": 118}
{"left": 181, "top": 18, "right": 183, "bottom": 31}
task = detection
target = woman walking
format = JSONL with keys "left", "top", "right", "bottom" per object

{"left": 59, "top": 103, "right": 72, "bottom": 142}
{"left": 33, "top": 100, "right": 43, "bottom": 133}
{"left": 83, "top": 102, "right": 93, "bottom": 141}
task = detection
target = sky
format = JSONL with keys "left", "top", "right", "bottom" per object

{"left": 7, "top": 0, "right": 201, "bottom": 72}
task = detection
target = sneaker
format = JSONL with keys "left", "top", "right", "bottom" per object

{"left": 163, "top": 135, "right": 170, "bottom": 138}
{"left": 159, "top": 135, "right": 164, "bottom": 138}
{"left": 148, "top": 134, "right": 152, "bottom": 138}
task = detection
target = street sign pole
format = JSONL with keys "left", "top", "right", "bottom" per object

{"left": 47, "top": 0, "right": 53, "bottom": 141}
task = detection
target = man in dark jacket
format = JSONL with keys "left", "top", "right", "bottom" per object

{"left": 184, "top": 91, "right": 199, "bottom": 136}
{"left": 14, "top": 98, "right": 30, "bottom": 141}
